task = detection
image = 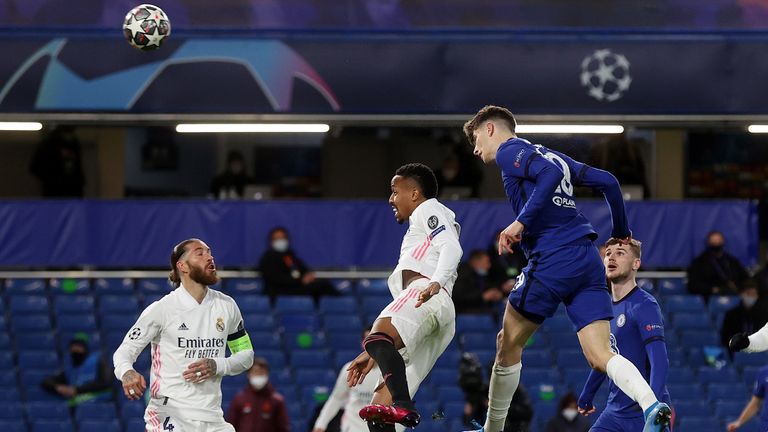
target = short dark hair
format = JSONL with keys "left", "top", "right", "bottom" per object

{"left": 395, "top": 163, "right": 438, "bottom": 199}
{"left": 558, "top": 392, "right": 578, "bottom": 411}
{"left": 468, "top": 249, "right": 488, "bottom": 261}
{"left": 252, "top": 357, "right": 270, "bottom": 372}
{"left": 463, "top": 105, "right": 517, "bottom": 146}
{"left": 169, "top": 238, "right": 201, "bottom": 288}
{"left": 604, "top": 238, "right": 643, "bottom": 259}
{"left": 268, "top": 226, "right": 289, "bottom": 241}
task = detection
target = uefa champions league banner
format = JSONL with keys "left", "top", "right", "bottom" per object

{"left": 0, "top": 34, "right": 767, "bottom": 114}
{"left": 0, "top": 200, "right": 757, "bottom": 269}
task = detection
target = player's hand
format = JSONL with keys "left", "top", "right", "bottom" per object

{"left": 346, "top": 351, "right": 374, "bottom": 387}
{"left": 121, "top": 370, "right": 147, "bottom": 400}
{"left": 612, "top": 235, "right": 633, "bottom": 246}
{"left": 730, "top": 332, "right": 751, "bottom": 352}
{"left": 312, "top": 428, "right": 326, "bottom": 432}
{"left": 498, "top": 221, "right": 524, "bottom": 255}
{"left": 578, "top": 405, "right": 596, "bottom": 416}
{"left": 415, "top": 282, "right": 441, "bottom": 308}
{"left": 55, "top": 384, "right": 76, "bottom": 398}
{"left": 183, "top": 358, "right": 217, "bottom": 384}
{"left": 727, "top": 420, "right": 741, "bottom": 431}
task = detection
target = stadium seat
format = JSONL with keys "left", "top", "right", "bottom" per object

{"left": 269, "top": 367, "right": 293, "bottom": 386}
{"left": 667, "top": 383, "right": 703, "bottom": 400}
{"left": 323, "top": 314, "right": 362, "bottom": 331}
{"left": 4, "top": 278, "right": 46, "bottom": 294}
{"left": 78, "top": 419, "right": 121, "bottom": 432}
{"left": 456, "top": 315, "right": 496, "bottom": 332}
{"left": 360, "top": 295, "right": 393, "bottom": 315}
{"left": 9, "top": 295, "right": 50, "bottom": 314}
{"left": 666, "top": 367, "right": 695, "bottom": 383}
{"left": 291, "top": 350, "right": 331, "bottom": 368}
{"left": 101, "top": 313, "right": 137, "bottom": 332}
{"left": 657, "top": 278, "right": 687, "bottom": 296}
{"left": 18, "top": 350, "right": 58, "bottom": 370}
{"left": 637, "top": 278, "right": 655, "bottom": 292}
{"left": 733, "top": 352, "right": 768, "bottom": 368}
{"left": 542, "top": 331, "right": 581, "bottom": 348}
{"left": 672, "top": 399, "right": 710, "bottom": 417}
{"left": 0, "top": 353, "right": 12, "bottom": 369}
{"left": 556, "top": 349, "right": 586, "bottom": 369}
{"left": 472, "top": 349, "right": 496, "bottom": 367}
{"left": 31, "top": 420, "right": 75, "bottom": 432}
{"left": 235, "top": 295, "right": 270, "bottom": 314}
{"left": 16, "top": 332, "right": 56, "bottom": 350}
{"left": 328, "top": 278, "right": 354, "bottom": 294}
{"left": 137, "top": 278, "right": 170, "bottom": 295}
{"left": 290, "top": 420, "right": 308, "bottom": 432}
{"left": 53, "top": 295, "right": 95, "bottom": 315}
{"left": 461, "top": 332, "right": 497, "bottom": 351}
{"left": 664, "top": 294, "right": 705, "bottom": 313}
{"left": 244, "top": 313, "right": 275, "bottom": 331}
{"left": 429, "top": 369, "right": 458, "bottom": 387}
{"left": 708, "top": 383, "right": 749, "bottom": 400}
{"left": 99, "top": 295, "right": 139, "bottom": 315}
{"left": 125, "top": 419, "right": 146, "bottom": 432}
{"left": 258, "top": 350, "right": 287, "bottom": 369}
{"left": 49, "top": 279, "right": 90, "bottom": 295}
{"left": 20, "top": 370, "right": 50, "bottom": 389}
{"left": 76, "top": 402, "right": 118, "bottom": 421}
{"left": 333, "top": 349, "right": 359, "bottom": 369}
{"left": 274, "top": 296, "right": 314, "bottom": 313}
{"left": 27, "top": 401, "right": 71, "bottom": 420}
{"left": 93, "top": 278, "right": 134, "bottom": 295}
{"left": 677, "top": 416, "right": 720, "bottom": 432}
{"left": 667, "top": 347, "right": 687, "bottom": 367}
{"left": 698, "top": 367, "right": 738, "bottom": 384}
{"left": 283, "top": 331, "right": 326, "bottom": 349}
{"left": 542, "top": 314, "right": 572, "bottom": 331}
{"left": 280, "top": 314, "right": 320, "bottom": 331}
{"left": 327, "top": 331, "right": 362, "bottom": 350}
{"left": 442, "top": 401, "right": 465, "bottom": 419}
{"left": 12, "top": 314, "right": 53, "bottom": 331}
{"left": 715, "top": 400, "right": 747, "bottom": 418}
{"left": 250, "top": 331, "right": 282, "bottom": 349}
{"left": 0, "top": 402, "right": 22, "bottom": 419}
{"left": 142, "top": 294, "right": 164, "bottom": 307}
{"left": 563, "top": 368, "right": 591, "bottom": 390}
{"left": 435, "top": 385, "right": 465, "bottom": 402}
{"left": 520, "top": 368, "right": 560, "bottom": 386}
{"left": 121, "top": 401, "right": 146, "bottom": 421}
{"left": 671, "top": 312, "right": 712, "bottom": 330}
{"left": 318, "top": 297, "right": 357, "bottom": 314}
{"left": 0, "top": 315, "right": 6, "bottom": 330}
{"left": 295, "top": 369, "right": 336, "bottom": 387}
{"left": 0, "top": 420, "right": 26, "bottom": 432}
{"left": 357, "top": 279, "right": 389, "bottom": 295}
{"left": 224, "top": 278, "right": 263, "bottom": 295}
{"left": 709, "top": 295, "right": 740, "bottom": 315}
{"left": 678, "top": 330, "right": 718, "bottom": 347}
{"left": 434, "top": 349, "right": 462, "bottom": 370}
{"left": 57, "top": 313, "right": 98, "bottom": 332}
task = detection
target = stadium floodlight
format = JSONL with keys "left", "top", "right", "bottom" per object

{"left": 0, "top": 122, "right": 43, "bottom": 131}
{"left": 748, "top": 125, "right": 768, "bottom": 134}
{"left": 175, "top": 123, "right": 330, "bottom": 133}
{"left": 516, "top": 125, "right": 624, "bottom": 134}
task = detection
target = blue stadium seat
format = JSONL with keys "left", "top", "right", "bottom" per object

{"left": 472, "top": 349, "right": 496, "bottom": 367}
{"left": 318, "top": 297, "right": 357, "bottom": 314}
{"left": 244, "top": 313, "right": 275, "bottom": 331}
{"left": 563, "top": 368, "right": 590, "bottom": 390}
{"left": 250, "top": 331, "right": 282, "bottom": 349}
{"left": 671, "top": 312, "right": 713, "bottom": 330}
{"left": 429, "top": 369, "right": 458, "bottom": 387}
{"left": 78, "top": 419, "right": 121, "bottom": 432}
{"left": 292, "top": 350, "right": 331, "bottom": 368}
{"left": 104, "top": 332, "right": 127, "bottom": 352}
{"left": 290, "top": 420, "right": 307, "bottom": 432}
{"left": 142, "top": 294, "right": 164, "bottom": 307}
{"left": 93, "top": 278, "right": 134, "bottom": 295}
{"left": 4, "top": 278, "right": 46, "bottom": 294}
{"left": 136, "top": 278, "right": 170, "bottom": 295}
{"left": 279, "top": 314, "right": 320, "bottom": 331}
{"left": 357, "top": 279, "right": 389, "bottom": 295}
{"left": 733, "top": 352, "right": 768, "bottom": 368}
{"left": 456, "top": 315, "right": 496, "bottom": 332}
{"left": 224, "top": 278, "right": 263, "bottom": 295}
{"left": 698, "top": 367, "right": 738, "bottom": 384}
{"left": 542, "top": 331, "right": 580, "bottom": 348}
{"left": 274, "top": 296, "right": 314, "bottom": 313}
{"left": 708, "top": 383, "right": 750, "bottom": 400}
{"left": 258, "top": 350, "right": 286, "bottom": 369}
{"left": 672, "top": 400, "right": 709, "bottom": 417}
{"left": 76, "top": 402, "right": 118, "bottom": 421}
{"left": 283, "top": 331, "right": 326, "bottom": 349}
{"left": 49, "top": 279, "right": 90, "bottom": 295}
{"left": 124, "top": 419, "right": 145, "bottom": 432}
{"left": 269, "top": 367, "right": 293, "bottom": 386}
{"left": 327, "top": 331, "right": 362, "bottom": 350}
{"left": 295, "top": 369, "right": 336, "bottom": 387}
{"left": 0, "top": 402, "right": 22, "bottom": 419}
{"left": 668, "top": 347, "right": 687, "bottom": 367}
{"left": 18, "top": 350, "right": 58, "bottom": 370}
{"left": 678, "top": 330, "right": 718, "bottom": 347}
{"left": 657, "top": 278, "right": 687, "bottom": 296}
{"left": 27, "top": 401, "right": 70, "bottom": 419}
{"left": 0, "top": 420, "right": 26, "bottom": 432}
{"left": 556, "top": 350, "right": 586, "bottom": 368}
{"left": 0, "top": 353, "right": 12, "bottom": 369}
{"left": 520, "top": 368, "right": 560, "bottom": 385}
{"left": 20, "top": 370, "right": 50, "bottom": 389}
{"left": 637, "top": 278, "right": 655, "bottom": 292}
{"left": 235, "top": 295, "right": 270, "bottom": 314}
{"left": 667, "top": 383, "right": 703, "bottom": 400}
{"left": 435, "top": 386, "right": 465, "bottom": 402}
{"left": 442, "top": 401, "right": 465, "bottom": 419}
{"left": 0, "top": 315, "right": 6, "bottom": 330}
{"left": 328, "top": 278, "right": 354, "bottom": 294}
{"left": 57, "top": 314, "right": 97, "bottom": 332}
{"left": 461, "top": 332, "right": 496, "bottom": 351}
{"left": 525, "top": 332, "right": 550, "bottom": 349}
{"left": 17, "top": 332, "right": 56, "bottom": 350}
{"left": 9, "top": 295, "right": 50, "bottom": 314}
{"left": 666, "top": 367, "right": 695, "bottom": 384}
{"left": 99, "top": 295, "right": 139, "bottom": 315}
{"left": 101, "top": 313, "right": 138, "bottom": 332}
{"left": 323, "top": 315, "right": 363, "bottom": 331}
{"left": 12, "top": 314, "right": 53, "bottom": 331}
{"left": 360, "top": 295, "right": 393, "bottom": 315}
{"left": 53, "top": 295, "right": 95, "bottom": 315}
{"left": 120, "top": 401, "right": 146, "bottom": 421}
{"left": 664, "top": 295, "right": 705, "bottom": 313}
{"left": 709, "top": 295, "right": 740, "bottom": 316}
{"left": 31, "top": 420, "right": 75, "bottom": 432}
{"left": 333, "top": 349, "right": 359, "bottom": 369}
{"left": 677, "top": 416, "right": 719, "bottom": 432}
{"left": 23, "top": 387, "right": 60, "bottom": 402}
{"left": 715, "top": 400, "right": 747, "bottom": 418}
{"left": 542, "top": 315, "right": 572, "bottom": 331}
{"left": 434, "top": 350, "right": 462, "bottom": 370}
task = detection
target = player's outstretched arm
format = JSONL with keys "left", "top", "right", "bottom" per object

{"left": 578, "top": 369, "right": 607, "bottom": 415}
{"left": 113, "top": 303, "right": 161, "bottom": 398}
{"left": 346, "top": 351, "right": 375, "bottom": 387}
{"left": 575, "top": 165, "right": 631, "bottom": 239}
{"left": 732, "top": 322, "right": 768, "bottom": 353}
{"left": 313, "top": 365, "right": 351, "bottom": 431}
{"left": 727, "top": 395, "right": 762, "bottom": 431}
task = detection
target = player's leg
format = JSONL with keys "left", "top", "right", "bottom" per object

{"left": 730, "top": 321, "right": 768, "bottom": 353}
{"left": 365, "top": 317, "right": 412, "bottom": 409}
{"left": 481, "top": 302, "right": 539, "bottom": 432}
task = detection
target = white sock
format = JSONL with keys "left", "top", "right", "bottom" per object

{"left": 606, "top": 355, "right": 657, "bottom": 412}
{"left": 746, "top": 323, "right": 768, "bottom": 352}
{"left": 483, "top": 363, "right": 521, "bottom": 432}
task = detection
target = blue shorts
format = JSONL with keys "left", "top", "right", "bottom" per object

{"left": 507, "top": 238, "right": 612, "bottom": 331}
{"left": 591, "top": 412, "right": 644, "bottom": 432}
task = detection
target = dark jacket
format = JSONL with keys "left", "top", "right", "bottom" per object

{"left": 543, "top": 413, "right": 591, "bottom": 432}
{"left": 41, "top": 354, "right": 112, "bottom": 404}
{"left": 259, "top": 249, "right": 310, "bottom": 296}
{"left": 452, "top": 262, "right": 502, "bottom": 314}
{"left": 687, "top": 250, "right": 748, "bottom": 298}
{"left": 504, "top": 385, "right": 534, "bottom": 432}
{"left": 227, "top": 383, "right": 290, "bottom": 432}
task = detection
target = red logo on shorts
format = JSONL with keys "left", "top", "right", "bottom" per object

{"left": 645, "top": 325, "right": 651, "bottom": 331}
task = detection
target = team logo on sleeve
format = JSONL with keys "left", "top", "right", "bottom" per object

{"left": 645, "top": 324, "right": 663, "bottom": 331}
{"left": 427, "top": 216, "right": 438, "bottom": 229}
{"left": 609, "top": 333, "right": 620, "bottom": 354}
{"left": 616, "top": 314, "right": 626, "bottom": 327}
{"left": 514, "top": 149, "right": 525, "bottom": 168}
{"left": 128, "top": 327, "right": 142, "bottom": 340}
{"left": 216, "top": 317, "right": 225, "bottom": 332}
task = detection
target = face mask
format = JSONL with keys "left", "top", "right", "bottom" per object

{"left": 475, "top": 268, "right": 488, "bottom": 276}
{"left": 708, "top": 245, "right": 724, "bottom": 254}
{"left": 250, "top": 375, "right": 268, "bottom": 390}
{"left": 71, "top": 351, "right": 87, "bottom": 366}
{"left": 743, "top": 296, "right": 758, "bottom": 308}
{"left": 272, "top": 239, "right": 289, "bottom": 253}
{"left": 562, "top": 408, "right": 578, "bottom": 422}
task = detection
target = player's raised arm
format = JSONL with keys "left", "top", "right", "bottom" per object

{"left": 578, "top": 369, "right": 607, "bottom": 416}
{"left": 215, "top": 304, "right": 254, "bottom": 376}
{"left": 113, "top": 302, "right": 162, "bottom": 400}
{"left": 571, "top": 162, "right": 631, "bottom": 240}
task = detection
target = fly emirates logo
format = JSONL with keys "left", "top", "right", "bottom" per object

{"left": 178, "top": 337, "right": 225, "bottom": 359}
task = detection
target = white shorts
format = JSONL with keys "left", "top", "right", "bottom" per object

{"left": 376, "top": 278, "right": 456, "bottom": 396}
{"left": 144, "top": 398, "right": 234, "bottom": 432}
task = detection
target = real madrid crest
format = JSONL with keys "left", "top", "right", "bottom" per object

{"left": 216, "top": 317, "right": 225, "bottom": 332}
{"left": 616, "top": 313, "right": 626, "bottom": 328}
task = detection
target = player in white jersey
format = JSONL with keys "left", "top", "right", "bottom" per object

{"left": 346, "top": 163, "right": 463, "bottom": 431}
{"left": 114, "top": 238, "right": 254, "bottom": 432}
{"left": 731, "top": 322, "right": 768, "bottom": 353}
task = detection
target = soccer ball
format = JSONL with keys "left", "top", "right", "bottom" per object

{"left": 122, "top": 4, "right": 171, "bottom": 51}
{"left": 580, "top": 49, "right": 632, "bottom": 102}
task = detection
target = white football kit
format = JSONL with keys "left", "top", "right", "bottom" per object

{"left": 377, "top": 198, "right": 462, "bottom": 395}
{"left": 113, "top": 286, "right": 254, "bottom": 432}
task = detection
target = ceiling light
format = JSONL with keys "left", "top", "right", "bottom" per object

{"left": 175, "top": 123, "right": 330, "bottom": 133}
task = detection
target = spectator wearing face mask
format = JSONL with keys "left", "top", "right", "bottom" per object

{"left": 452, "top": 249, "right": 506, "bottom": 315}
{"left": 687, "top": 230, "right": 749, "bottom": 300}
{"left": 258, "top": 226, "right": 338, "bottom": 300}
{"left": 544, "top": 393, "right": 591, "bottom": 432}
{"left": 41, "top": 335, "right": 113, "bottom": 406}
{"left": 227, "top": 357, "right": 289, "bottom": 432}
{"left": 722, "top": 279, "right": 768, "bottom": 356}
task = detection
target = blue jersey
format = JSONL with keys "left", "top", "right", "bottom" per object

{"left": 752, "top": 366, "right": 768, "bottom": 431}
{"left": 496, "top": 138, "right": 631, "bottom": 256}
{"left": 605, "top": 287, "right": 671, "bottom": 417}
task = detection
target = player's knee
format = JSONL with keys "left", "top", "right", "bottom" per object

{"left": 583, "top": 350, "right": 611, "bottom": 373}
{"left": 363, "top": 332, "right": 395, "bottom": 355}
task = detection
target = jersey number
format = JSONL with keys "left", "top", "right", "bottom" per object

{"left": 539, "top": 151, "right": 574, "bottom": 197}
{"left": 163, "top": 417, "right": 175, "bottom": 431}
